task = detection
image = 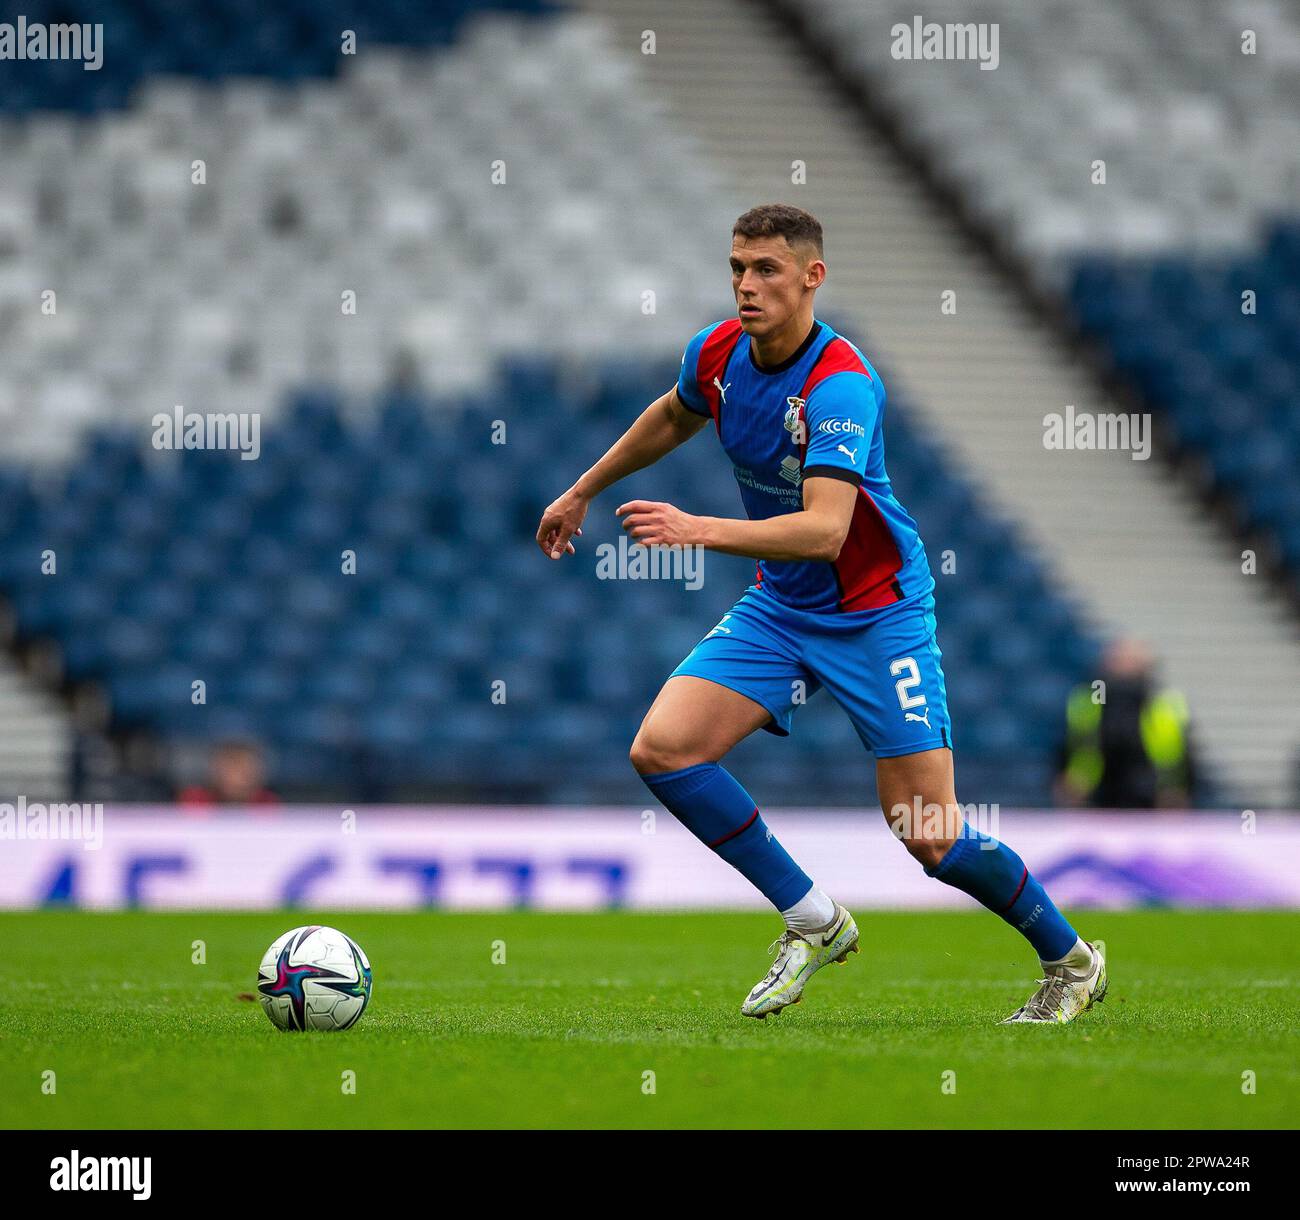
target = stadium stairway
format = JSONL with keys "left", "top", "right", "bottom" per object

{"left": 580, "top": 0, "right": 1300, "bottom": 809}
{"left": 0, "top": 654, "right": 70, "bottom": 799}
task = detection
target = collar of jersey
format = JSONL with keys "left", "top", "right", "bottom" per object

{"left": 747, "top": 320, "right": 824, "bottom": 375}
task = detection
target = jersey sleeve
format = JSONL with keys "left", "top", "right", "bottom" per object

{"left": 801, "top": 370, "right": 880, "bottom": 485}
{"left": 675, "top": 324, "right": 716, "bottom": 416}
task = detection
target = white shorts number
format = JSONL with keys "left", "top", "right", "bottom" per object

{"left": 890, "top": 656, "right": 926, "bottom": 710}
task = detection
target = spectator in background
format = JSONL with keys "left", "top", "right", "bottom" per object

{"left": 178, "top": 740, "right": 279, "bottom": 809}
{"left": 1055, "top": 637, "right": 1195, "bottom": 809}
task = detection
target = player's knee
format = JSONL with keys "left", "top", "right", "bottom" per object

{"left": 629, "top": 728, "right": 694, "bottom": 776}
{"left": 904, "top": 837, "right": 951, "bottom": 872}
{"left": 880, "top": 800, "right": 956, "bottom": 871}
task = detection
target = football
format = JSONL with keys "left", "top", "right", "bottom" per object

{"left": 256, "top": 925, "right": 373, "bottom": 1032}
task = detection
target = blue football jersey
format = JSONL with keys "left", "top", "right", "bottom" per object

{"left": 677, "top": 317, "right": 931, "bottom": 614}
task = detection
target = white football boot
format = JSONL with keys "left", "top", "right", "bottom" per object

{"left": 1001, "top": 939, "right": 1108, "bottom": 1024}
{"left": 741, "top": 905, "right": 860, "bottom": 1019}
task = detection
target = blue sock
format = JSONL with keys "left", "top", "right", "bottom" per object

{"left": 640, "top": 763, "right": 812, "bottom": 911}
{"left": 926, "top": 826, "right": 1078, "bottom": 962}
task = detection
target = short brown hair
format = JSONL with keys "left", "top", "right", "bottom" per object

{"left": 732, "top": 204, "right": 823, "bottom": 258}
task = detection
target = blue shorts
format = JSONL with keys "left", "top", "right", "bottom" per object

{"left": 670, "top": 582, "right": 952, "bottom": 758}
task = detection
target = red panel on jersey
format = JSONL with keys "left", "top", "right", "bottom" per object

{"left": 836, "top": 487, "right": 904, "bottom": 611}
{"left": 695, "top": 318, "right": 745, "bottom": 432}
{"left": 795, "top": 335, "right": 866, "bottom": 466}
{"left": 798, "top": 336, "right": 872, "bottom": 401}
{"left": 797, "top": 337, "right": 894, "bottom": 609}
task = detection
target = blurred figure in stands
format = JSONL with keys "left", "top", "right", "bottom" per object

{"left": 1055, "top": 638, "right": 1195, "bottom": 809}
{"left": 178, "top": 740, "right": 279, "bottom": 809}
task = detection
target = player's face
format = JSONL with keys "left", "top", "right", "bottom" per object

{"left": 729, "top": 236, "right": 820, "bottom": 336}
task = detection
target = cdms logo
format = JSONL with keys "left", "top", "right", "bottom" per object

{"left": 817, "top": 418, "right": 865, "bottom": 438}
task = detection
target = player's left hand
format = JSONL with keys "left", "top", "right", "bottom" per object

{"left": 616, "top": 500, "right": 701, "bottom": 547}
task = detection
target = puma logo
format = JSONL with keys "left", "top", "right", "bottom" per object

{"left": 905, "top": 708, "right": 932, "bottom": 730}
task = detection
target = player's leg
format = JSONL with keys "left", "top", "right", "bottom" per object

{"left": 631, "top": 600, "right": 859, "bottom": 1017}
{"left": 878, "top": 743, "right": 1107, "bottom": 1022}
{"left": 630, "top": 674, "right": 769, "bottom": 771}
{"left": 632, "top": 674, "right": 826, "bottom": 922}
{"left": 875, "top": 746, "right": 1089, "bottom": 968}
{"left": 813, "top": 593, "right": 1106, "bottom": 1022}
{"left": 873, "top": 739, "right": 1106, "bottom": 1021}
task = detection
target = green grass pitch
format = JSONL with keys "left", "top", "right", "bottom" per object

{"left": 1, "top": 910, "right": 1295, "bottom": 1129}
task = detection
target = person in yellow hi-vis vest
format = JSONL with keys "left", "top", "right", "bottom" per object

{"left": 1055, "top": 637, "right": 1196, "bottom": 808}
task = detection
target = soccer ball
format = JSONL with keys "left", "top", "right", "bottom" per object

{"left": 256, "top": 925, "right": 373, "bottom": 1032}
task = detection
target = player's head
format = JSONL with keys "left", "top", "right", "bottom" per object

{"left": 730, "top": 204, "right": 826, "bottom": 337}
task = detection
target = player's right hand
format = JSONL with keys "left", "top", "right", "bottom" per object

{"left": 536, "top": 488, "right": 589, "bottom": 560}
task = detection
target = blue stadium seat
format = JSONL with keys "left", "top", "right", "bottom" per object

{"left": 0, "top": 362, "right": 1099, "bottom": 802}
{"left": 0, "top": 0, "right": 555, "bottom": 115}
{"left": 1069, "top": 221, "right": 1300, "bottom": 588}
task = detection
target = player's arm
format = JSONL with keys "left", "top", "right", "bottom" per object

{"left": 536, "top": 386, "right": 707, "bottom": 560}
{"left": 617, "top": 474, "right": 856, "bottom": 562}
{"left": 618, "top": 367, "right": 875, "bottom": 562}
{"left": 575, "top": 385, "right": 709, "bottom": 499}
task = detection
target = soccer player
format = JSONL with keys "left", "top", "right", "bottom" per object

{"left": 536, "top": 204, "right": 1106, "bottom": 1023}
